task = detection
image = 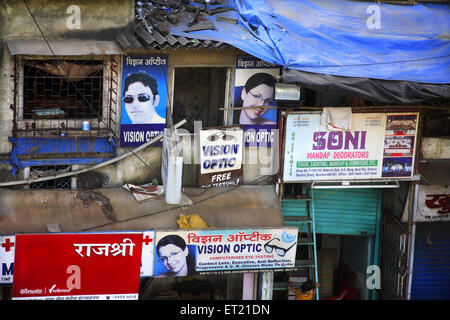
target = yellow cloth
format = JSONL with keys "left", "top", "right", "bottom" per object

{"left": 177, "top": 213, "right": 213, "bottom": 229}
{"left": 293, "top": 289, "right": 314, "bottom": 300}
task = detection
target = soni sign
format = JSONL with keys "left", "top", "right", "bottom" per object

{"left": 283, "top": 112, "right": 419, "bottom": 181}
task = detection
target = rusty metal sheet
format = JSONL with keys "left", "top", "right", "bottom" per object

{"left": 0, "top": 185, "right": 283, "bottom": 234}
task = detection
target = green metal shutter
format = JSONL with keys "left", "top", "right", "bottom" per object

{"left": 281, "top": 188, "right": 382, "bottom": 236}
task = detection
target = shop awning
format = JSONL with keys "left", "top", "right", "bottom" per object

{"left": 0, "top": 185, "right": 284, "bottom": 234}
{"left": 6, "top": 39, "right": 124, "bottom": 56}
{"left": 165, "top": 0, "right": 449, "bottom": 102}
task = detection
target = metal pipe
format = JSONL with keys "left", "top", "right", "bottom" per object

{"left": 406, "top": 183, "right": 418, "bottom": 299}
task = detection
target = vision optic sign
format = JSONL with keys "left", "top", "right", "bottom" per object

{"left": 120, "top": 55, "right": 168, "bottom": 147}
{"left": 199, "top": 126, "right": 243, "bottom": 188}
{"left": 153, "top": 228, "right": 298, "bottom": 278}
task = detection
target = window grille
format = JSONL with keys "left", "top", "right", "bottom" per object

{"left": 28, "top": 165, "right": 72, "bottom": 190}
{"left": 13, "top": 56, "right": 120, "bottom": 138}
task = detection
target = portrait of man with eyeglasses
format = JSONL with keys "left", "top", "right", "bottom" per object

{"left": 122, "top": 71, "right": 165, "bottom": 124}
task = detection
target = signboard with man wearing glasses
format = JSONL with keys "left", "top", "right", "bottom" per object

{"left": 120, "top": 55, "right": 168, "bottom": 147}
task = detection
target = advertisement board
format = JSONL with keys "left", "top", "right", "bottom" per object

{"left": 233, "top": 56, "right": 280, "bottom": 147}
{"left": 120, "top": 55, "right": 168, "bottom": 147}
{"left": 153, "top": 228, "right": 298, "bottom": 277}
{"left": 0, "top": 235, "right": 15, "bottom": 284}
{"left": 199, "top": 126, "right": 243, "bottom": 188}
{"left": 12, "top": 232, "right": 143, "bottom": 300}
{"left": 283, "top": 112, "right": 419, "bottom": 181}
{"left": 140, "top": 231, "right": 155, "bottom": 277}
{"left": 402, "top": 185, "right": 450, "bottom": 222}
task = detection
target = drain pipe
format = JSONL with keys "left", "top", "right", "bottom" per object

{"left": 406, "top": 183, "right": 418, "bottom": 300}
{"left": 0, "top": 119, "right": 186, "bottom": 187}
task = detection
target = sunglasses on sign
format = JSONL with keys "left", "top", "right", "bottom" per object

{"left": 123, "top": 93, "right": 152, "bottom": 104}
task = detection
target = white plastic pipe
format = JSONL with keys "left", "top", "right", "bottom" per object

{"left": 0, "top": 119, "right": 186, "bottom": 187}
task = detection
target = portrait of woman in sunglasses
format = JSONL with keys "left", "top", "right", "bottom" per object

{"left": 235, "top": 72, "right": 277, "bottom": 125}
{"left": 122, "top": 71, "right": 165, "bottom": 124}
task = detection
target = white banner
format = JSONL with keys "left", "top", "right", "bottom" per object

{"left": 140, "top": 231, "right": 155, "bottom": 277}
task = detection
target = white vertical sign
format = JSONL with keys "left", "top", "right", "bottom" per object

{"left": 1, "top": 236, "right": 15, "bottom": 284}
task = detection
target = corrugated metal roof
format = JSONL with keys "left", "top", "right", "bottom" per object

{"left": 116, "top": 1, "right": 232, "bottom": 51}
{"left": 121, "top": 25, "right": 231, "bottom": 51}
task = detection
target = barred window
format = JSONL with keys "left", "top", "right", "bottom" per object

{"left": 14, "top": 56, "right": 120, "bottom": 138}
{"left": 28, "top": 165, "right": 72, "bottom": 190}
{"left": 23, "top": 60, "right": 103, "bottom": 120}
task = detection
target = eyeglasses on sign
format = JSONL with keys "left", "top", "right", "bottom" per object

{"left": 248, "top": 91, "right": 276, "bottom": 106}
{"left": 206, "top": 132, "right": 236, "bottom": 142}
{"left": 264, "top": 238, "right": 296, "bottom": 257}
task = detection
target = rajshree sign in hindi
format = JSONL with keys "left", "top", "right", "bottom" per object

{"left": 12, "top": 232, "right": 143, "bottom": 300}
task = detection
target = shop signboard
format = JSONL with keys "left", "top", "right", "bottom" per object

{"left": 199, "top": 126, "right": 243, "bottom": 188}
{"left": 120, "top": 55, "right": 168, "bottom": 147}
{"left": 140, "top": 231, "right": 155, "bottom": 277}
{"left": 12, "top": 232, "right": 143, "bottom": 300}
{"left": 0, "top": 235, "right": 15, "bottom": 284}
{"left": 403, "top": 185, "right": 450, "bottom": 222}
{"left": 153, "top": 228, "right": 298, "bottom": 277}
{"left": 233, "top": 56, "right": 280, "bottom": 147}
{"left": 283, "top": 112, "right": 419, "bottom": 181}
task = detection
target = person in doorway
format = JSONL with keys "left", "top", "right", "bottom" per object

{"left": 123, "top": 71, "right": 165, "bottom": 124}
{"left": 288, "top": 280, "right": 319, "bottom": 300}
{"left": 156, "top": 234, "right": 195, "bottom": 277}
{"left": 237, "top": 72, "right": 277, "bottom": 125}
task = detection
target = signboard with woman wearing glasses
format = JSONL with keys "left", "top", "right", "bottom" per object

{"left": 234, "top": 56, "right": 280, "bottom": 147}
{"left": 153, "top": 228, "right": 298, "bottom": 277}
{"left": 120, "top": 55, "right": 168, "bottom": 147}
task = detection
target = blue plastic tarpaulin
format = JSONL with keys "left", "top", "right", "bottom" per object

{"left": 170, "top": 0, "right": 450, "bottom": 84}
{"left": 8, "top": 137, "right": 116, "bottom": 175}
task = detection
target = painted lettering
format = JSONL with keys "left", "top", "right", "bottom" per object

{"left": 313, "top": 131, "right": 367, "bottom": 151}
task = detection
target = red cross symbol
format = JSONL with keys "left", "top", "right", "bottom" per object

{"left": 1, "top": 238, "right": 15, "bottom": 252}
{"left": 142, "top": 235, "right": 153, "bottom": 246}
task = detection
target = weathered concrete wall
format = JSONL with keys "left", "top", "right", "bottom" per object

{"left": 0, "top": 0, "right": 135, "bottom": 181}
{"left": 0, "top": 0, "right": 134, "bottom": 40}
{"left": 421, "top": 137, "right": 450, "bottom": 159}
{"left": 0, "top": 0, "right": 273, "bottom": 188}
